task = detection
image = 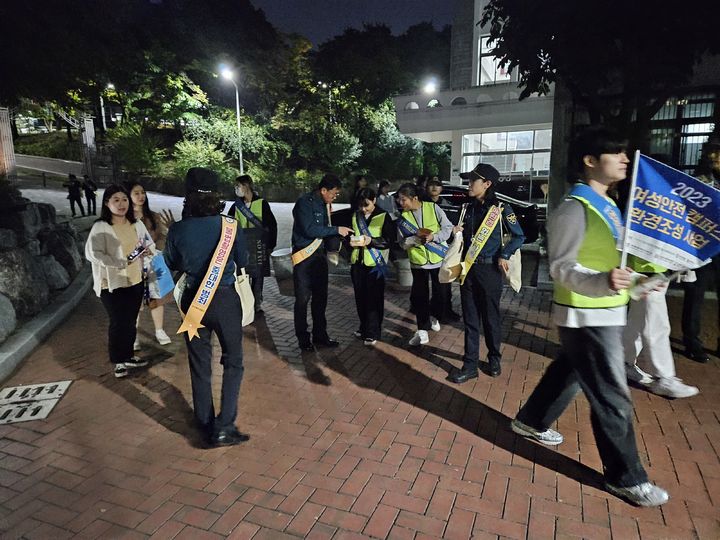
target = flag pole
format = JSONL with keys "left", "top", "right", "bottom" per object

{"left": 620, "top": 149, "right": 641, "bottom": 269}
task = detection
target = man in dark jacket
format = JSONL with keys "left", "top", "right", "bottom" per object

{"left": 291, "top": 174, "right": 352, "bottom": 351}
{"left": 64, "top": 174, "right": 84, "bottom": 217}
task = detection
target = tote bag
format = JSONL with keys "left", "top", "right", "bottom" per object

{"left": 174, "top": 270, "right": 254, "bottom": 327}
{"left": 438, "top": 204, "right": 467, "bottom": 284}
{"left": 234, "top": 268, "right": 255, "bottom": 327}
{"left": 499, "top": 206, "right": 522, "bottom": 293}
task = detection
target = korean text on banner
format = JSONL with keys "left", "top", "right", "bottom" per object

{"left": 623, "top": 154, "right": 720, "bottom": 270}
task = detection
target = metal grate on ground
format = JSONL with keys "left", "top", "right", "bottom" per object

{"left": 0, "top": 380, "right": 72, "bottom": 424}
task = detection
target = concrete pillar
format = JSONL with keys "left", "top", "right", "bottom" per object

{"left": 547, "top": 82, "right": 574, "bottom": 215}
{"left": 0, "top": 108, "right": 16, "bottom": 179}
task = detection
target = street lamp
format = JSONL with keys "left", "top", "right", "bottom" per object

{"left": 221, "top": 68, "right": 244, "bottom": 175}
{"left": 423, "top": 80, "right": 437, "bottom": 94}
{"left": 100, "top": 83, "right": 114, "bottom": 131}
{"left": 317, "top": 80, "right": 332, "bottom": 122}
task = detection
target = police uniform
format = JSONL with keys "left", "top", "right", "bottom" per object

{"left": 457, "top": 199, "right": 524, "bottom": 375}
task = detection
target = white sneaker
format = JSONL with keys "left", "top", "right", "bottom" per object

{"left": 133, "top": 338, "right": 141, "bottom": 351}
{"left": 626, "top": 364, "right": 653, "bottom": 386}
{"left": 430, "top": 317, "right": 441, "bottom": 332}
{"left": 511, "top": 418, "right": 564, "bottom": 445}
{"left": 605, "top": 481, "right": 669, "bottom": 507}
{"left": 409, "top": 330, "right": 429, "bottom": 346}
{"left": 155, "top": 329, "right": 171, "bottom": 345}
{"left": 649, "top": 377, "right": 699, "bottom": 399}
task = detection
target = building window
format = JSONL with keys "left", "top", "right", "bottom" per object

{"left": 650, "top": 92, "right": 717, "bottom": 173}
{"left": 461, "top": 128, "right": 552, "bottom": 202}
{"left": 478, "top": 36, "right": 512, "bottom": 86}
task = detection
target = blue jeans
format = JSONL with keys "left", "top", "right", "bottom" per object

{"left": 516, "top": 325, "right": 648, "bottom": 487}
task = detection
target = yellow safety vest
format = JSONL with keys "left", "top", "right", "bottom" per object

{"left": 351, "top": 212, "right": 388, "bottom": 266}
{"left": 234, "top": 199, "right": 263, "bottom": 229}
{"left": 402, "top": 202, "right": 445, "bottom": 266}
{"left": 553, "top": 196, "right": 629, "bottom": 309}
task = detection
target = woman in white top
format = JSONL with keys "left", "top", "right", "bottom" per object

{"left": 85, "top": 185, "right": 155, "bottom": 378}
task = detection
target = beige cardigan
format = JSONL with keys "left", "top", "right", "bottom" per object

{"left": 85, "top": 220, "right": 155, "bottom": 297}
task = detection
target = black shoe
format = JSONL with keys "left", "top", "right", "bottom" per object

{"left": 448, "top": 366, "right": 479, "bottom": 384}
{"left": 686, "top": 349, "right": 709, "bottom": 363}
{"left": 487, "top": 358, "right": 501, "bottom": 377}
{"left": 298, "top": 340, "right": 315, "bottom": 351}
{"left": 209, "top": 427, "right": 249, "bottom": 448}
{"left": 314, "top": 337, "right": 340, "bottom": 348}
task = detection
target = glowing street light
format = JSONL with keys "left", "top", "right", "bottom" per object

{"left": 220, "top": 67, "right": 244, "bottom": 175}
{"left": 423, "top": 80, "right": 437, "bottom": 94}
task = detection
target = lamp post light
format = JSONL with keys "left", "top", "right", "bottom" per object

{"left": 423, "top": 80, "right": 437, "bottom": 94}
{"left": 317, "top": 80, "right": 332, "bottom": 122}
{"left": 100, "top": 83, "right": 114, "bottom": 131}
{"left": 221, "top": 68, "right": 244, "bottom": 175}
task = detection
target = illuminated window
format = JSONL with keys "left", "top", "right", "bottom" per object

{"left": 478, "top": 36, "right": 512, "bottom": 86}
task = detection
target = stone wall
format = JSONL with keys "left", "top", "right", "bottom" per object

{"left": 0, "top": 186, "right": 84, "bottom": 343}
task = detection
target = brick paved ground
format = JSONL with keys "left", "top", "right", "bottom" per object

{"left": 0, "top": 277, "right": 718, "bottom": 539}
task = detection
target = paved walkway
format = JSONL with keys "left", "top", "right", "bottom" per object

{"left": 0, "top": 279, "right": 718, "bottom": 539}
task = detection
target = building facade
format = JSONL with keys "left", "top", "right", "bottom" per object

{"left": 393, "top": 0, "right": 554, "bottom": 205}
{"left": 393, "top": 0, "right": 719, "bottom": 208}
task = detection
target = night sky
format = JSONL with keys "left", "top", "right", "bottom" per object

{"left": 250, "top": 0, "right": 455, "bottom": 45}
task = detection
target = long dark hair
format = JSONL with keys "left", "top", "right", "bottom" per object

{"left": 99, "top": 184, "right": 136, "bottom": 225}
{"left": 125, "top": 181, "right": 157, "bottom": 231}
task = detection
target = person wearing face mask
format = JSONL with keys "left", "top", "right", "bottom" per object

{"left": 228, "top": 175, "right": 278, "bottom": 314}
{"left": 292, "top": 174, "right": 353, "bottom": 351}
{"left": 348, "top": 188, "right": 396, "bottom": 346}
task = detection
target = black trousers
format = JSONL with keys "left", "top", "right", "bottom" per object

{"left": 682, "top": 256, "right": 720, "bottom": 353}
{"left": 351, "top": 264, "right": 385, "bottom": 340}
{"left": 85, "top": 193, "right": 96, "bottom": 215}
{"left": 293, "top": 252, "right": 329, "bottom": 343}
{"left": 100, "top": 283, "right": 143, "bottom": 363}
{"left": 410, "top": 267, "right": 446, "bottom": 330}
{"left": 181, "top": 285, "right": 244, "bottom": 434}
{"left": 460, "top": 262, "right": 503, "bottom": 365}
{"left": 246, "top": 265, "right": 264, "bottom": 311}
{"left": 516, "top": 326, "right": 648, "bottom": 487}
{"left": 69, "top": 197, "right": 84, "bottom": 217}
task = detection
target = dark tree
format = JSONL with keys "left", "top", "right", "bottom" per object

{"left": 482, "top": 0, "right": 720, "bottom": 146}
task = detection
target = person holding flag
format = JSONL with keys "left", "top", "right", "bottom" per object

{"left": 229, "top": 175, "right": 278, "bottom": 314}
{"left": 396, "top": 183, "right": 454, "bottom": 346}
{"left": 164, "top": 167, "right": 250, "bottom": 448}
{"left": 348, "top": 188, "right": 396, "bottom": 346}
{"left": 448, "top": 163, "right": 524, "bottom": 381}
{"left": 511, "top": 127, "right": 669, "bottom": 507}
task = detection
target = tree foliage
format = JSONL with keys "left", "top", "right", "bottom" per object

{"left": 482, "top": 0, "right": 720, "bottom": 135}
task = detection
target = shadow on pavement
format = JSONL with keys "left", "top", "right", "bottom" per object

{"left": 315, "top": 342, "right": 606, "bottom": 492}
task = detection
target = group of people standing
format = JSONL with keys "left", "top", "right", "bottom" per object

{"left": 64, "top": 173, "right": 97, "bottom": 217}
{"left": 82, "top": 126, "right": 716, "bottom": 504}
